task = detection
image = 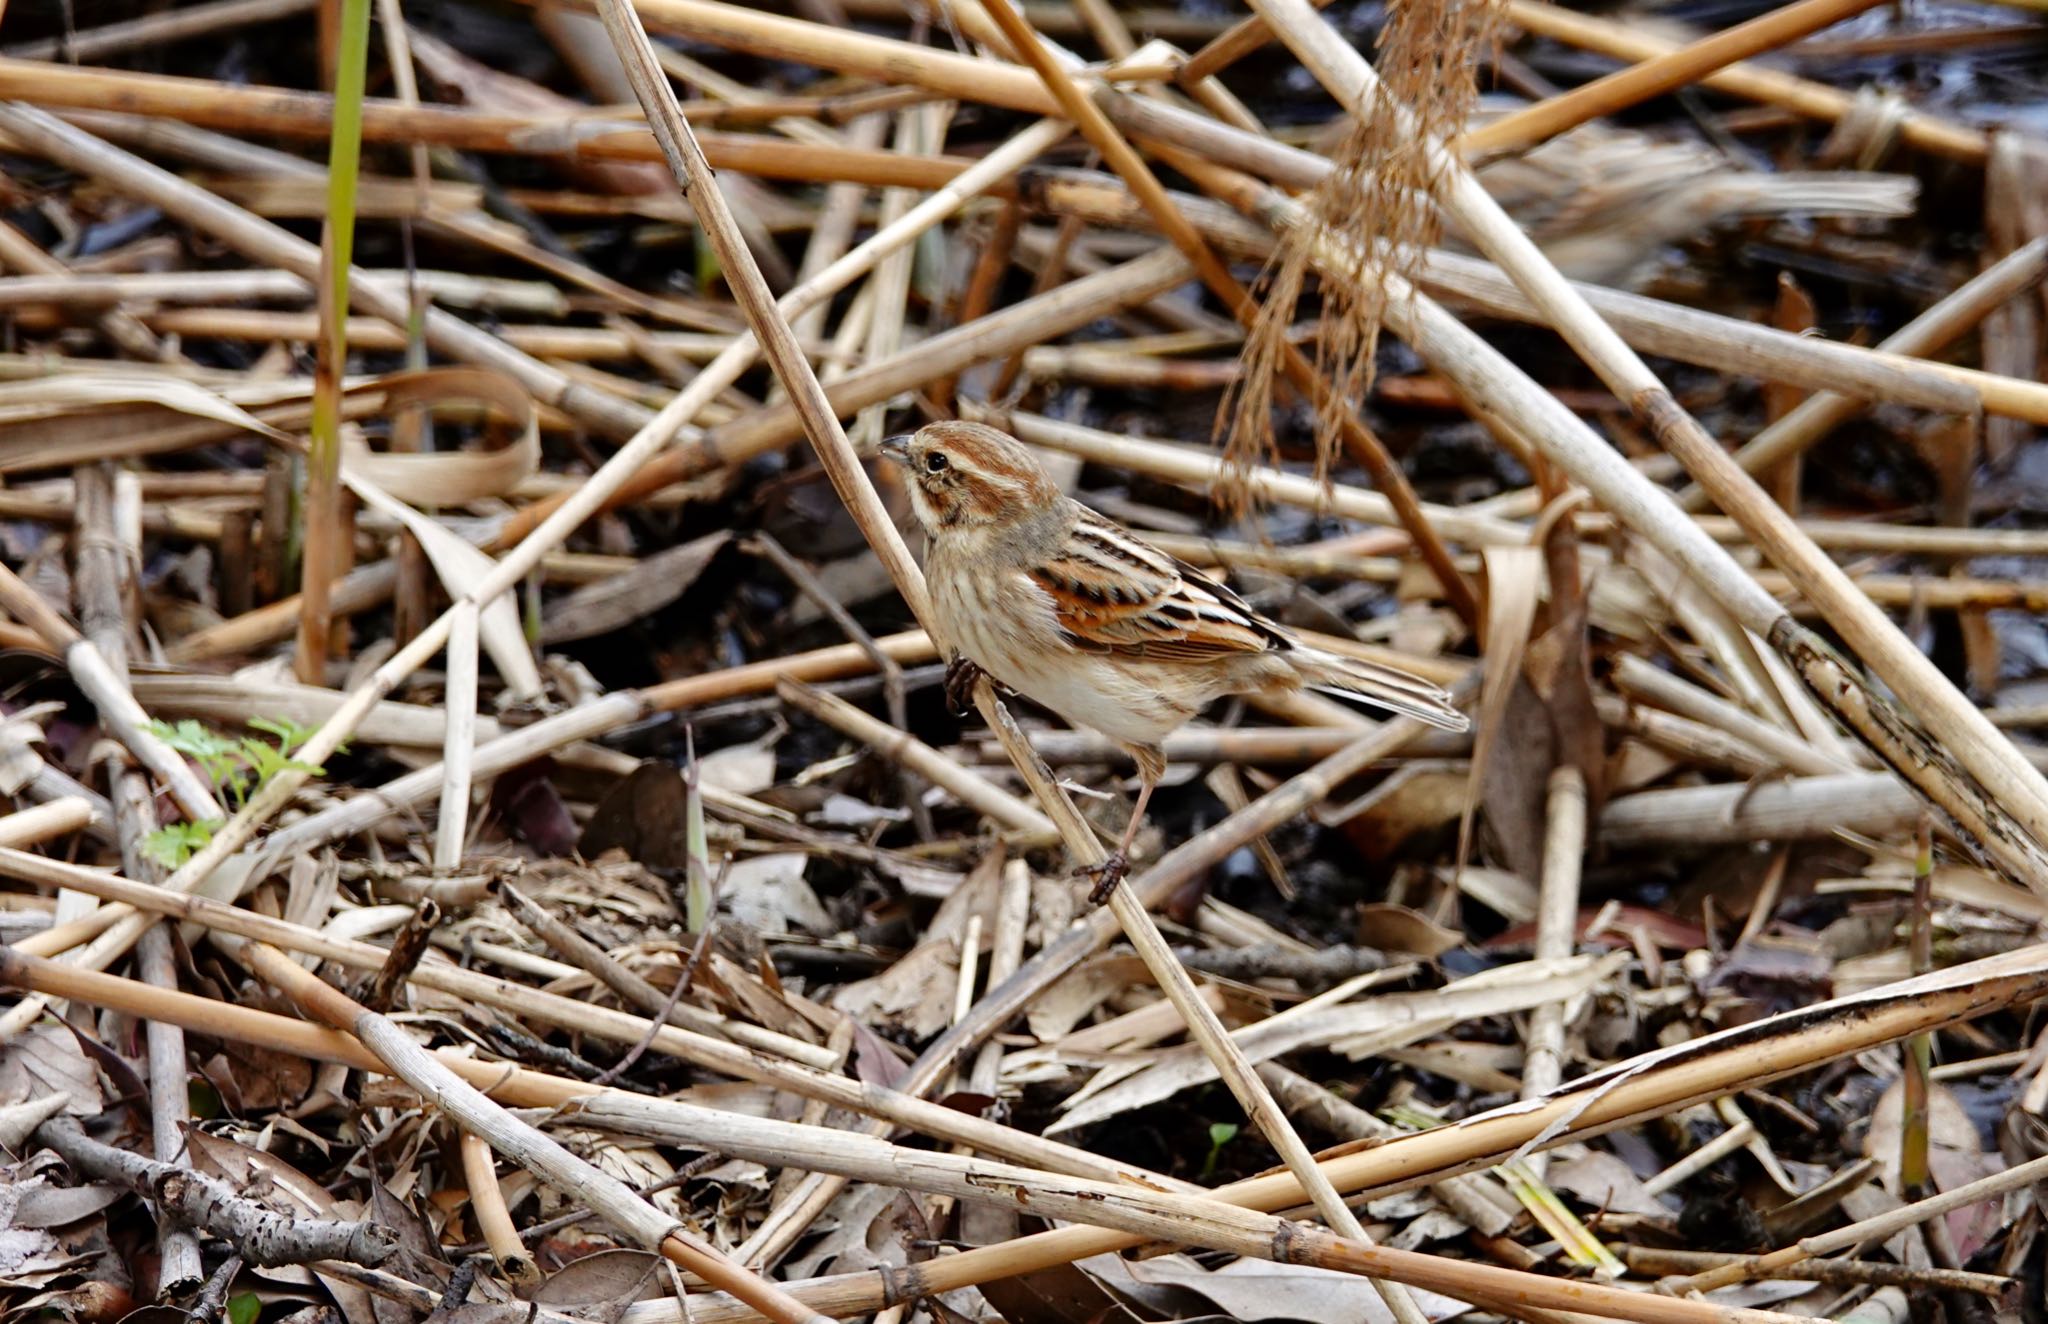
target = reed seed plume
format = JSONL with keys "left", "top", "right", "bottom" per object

{"left": 1222, "top": 0, "right": 1504, "bottom": 508}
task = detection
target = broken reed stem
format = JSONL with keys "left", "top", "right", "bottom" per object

{"left": 0, "top": 847, "right": 1156, "bottom": 1186}
{"left": 0, "top": 103, "right": 651, "bottom": 440}
{"left": 434, "top": 601, "right": 480, "bottom": 869}
{"left": 460, "top": 1131, "right": 540, "bottom": 1286}
{"left": 1170, "top": 122, "right": 2048, "bottom": 894}
{"left": 1669, "top": 1150, "right": 2048, "bottom": 1294}
{"left": 1497, "top": 0, "right": 1989, "bottom": 164}
{"left": 0, "top": 798, "right": 98, "bottom": 850}
{"left": 0, "top": 564, "right": 223, "bottom": 825}
{"left": 297, "top": 0, "right": 373, "bottom": 685}
{"left": 14, "top": 938, "right": 2047, "bottom": 1324}
{"left": 774, "top": 678, "right": 1061, "bottom": 844}
{"left": 1676, "top": 235, "right": 2048, "bottom": 512}
{"left": 1521, "top": 766, "right": 1586, "bottom": 1111}
{"left": 1461, "top": 0, "right": 1892, "bottom": 157}
{"left": 234, "top": 940, "right": 832, "bottom": 1324}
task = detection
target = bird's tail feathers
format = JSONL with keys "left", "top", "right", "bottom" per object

{"left": 1290, "top": 648, "right": 1469, "bottom": 732}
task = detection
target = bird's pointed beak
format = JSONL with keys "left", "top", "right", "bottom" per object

{"left": 878, "top": 434, "right": 913, "bottom": 466}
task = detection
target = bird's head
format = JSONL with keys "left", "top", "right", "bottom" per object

{"left": 879, "top": 420, "right": 1058, "bottom": 535}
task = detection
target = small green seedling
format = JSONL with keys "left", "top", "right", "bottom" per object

{"left": 141, "top": 716, "right": 339, "bottom": 868}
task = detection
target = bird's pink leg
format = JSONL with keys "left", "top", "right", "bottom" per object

{"left": 1081, "top": 777, "right": 1155, "bottom": 906}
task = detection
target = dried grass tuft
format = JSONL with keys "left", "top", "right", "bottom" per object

{"left": 1223, "top": 0, "right": 1502, "bottom": 505}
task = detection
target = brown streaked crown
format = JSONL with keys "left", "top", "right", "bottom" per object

{"left": 899, "top": 421, "right": 1059, "bottom": 531}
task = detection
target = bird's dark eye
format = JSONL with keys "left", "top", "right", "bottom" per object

{"left": 925, "top": 452, "right": 949, "bottom": 473}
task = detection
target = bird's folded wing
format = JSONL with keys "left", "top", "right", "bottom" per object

{"left": 1030, "top": 509, "right": 1285, "bottom": 661}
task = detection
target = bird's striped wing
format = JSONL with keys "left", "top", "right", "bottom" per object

{"left": 1028, "top": 507, "right": 1285, "bottom": 662}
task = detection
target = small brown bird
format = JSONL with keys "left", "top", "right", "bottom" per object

{"left": 881, "top": 420, "right": 1468, "bottom": 900}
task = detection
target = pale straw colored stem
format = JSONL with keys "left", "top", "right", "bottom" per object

{"left": 1521, "top": 767, "right": 1587, "bottom": 1150}
{"left": 1462, "top": 0, "right": 1892, "bottom": 157}
{"left": 237, "top": 940, "right": 833, "bottom": 1324}
{"left": 1677, "top": 235, "right": 2048, "bottom": 511}
{"left": 460, "top": 1131, "right": 540, "bottom": 1285}
{"left": 433, "top": 602, "right": 479, "bottom": 870}
{"left": 1243, "top": 0, "right": 2048, "bottom": 881}
{"left": 0, "top": 798, "right": 97, "bottom": 850}
{"left": 0, "top": 103, "right": 649, "bottom": 439}
{"left": 775, "top": 679, "right": 1060, "bottom": 844}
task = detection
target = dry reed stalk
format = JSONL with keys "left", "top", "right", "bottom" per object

{"left": 14, "top": 905, "right": 2042, "bottom": 1316}
{"left": 235, "top": 941, "right": 833, "bottom": 1324}
{"left": 1599, "top": 772, "right": 1924, "bottom": 845}
{"left": 0, "top": 104, "right": 651, "bottom": 439}
{"left": 1, "top": 0, "right": 316, "bottom": 60}
{"left": 1676, "top": 235, "right": 2048, "bottom": 510}
{"left": 460, "top": 1131, "right": 540, "bottom": 1285}
{"left": 1461, "top": 0, "right": 1893, "bottom": 157}
{"left": 0, "top": 219, "right": 166, "bottom": 361}
{"left": 1025, "top": 168, "right": 2042, "bottom": 422}
{"left": 0, "top": 58, "right": 981, "bottom": 186}
{"left": 1417, "top": 251, "right": 2035, "bottom": 422}
{"left": 775, "top": 679, "right": 1061, "bottom": 844}
{"left": 1172, "top": 129, "right": 2048, "bottom": 892}
{"left": 0, "top": 563, "right": 223, "bottom": 823}
{"left": 0, "top": 798, "right": 98, "bottom": 850}
{"left": 1669, "top": 1151, "right": 2048, "bottom": 1293}
{"left": 1521, "top": 766, "right": 1586, "bottom": 1122}
{"left": 591, "top": 0, "right": 1156, "bottom": 1270}
{"left": 0, "top": 847, "right": 1161, "bottom": 1184}
{"left": 434, "top": 602, "right": 480, "bottom": 868}
{"left": 0, "top": 268, "right": 564, "bottom": 313}
{"left": 1498, "top": 0, "right": 1989, "bottom": 164}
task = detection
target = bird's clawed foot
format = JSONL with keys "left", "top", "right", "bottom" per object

{"left": 944, "top": 655, "right": 985, "bottom": 715}
{"left": 1075, "top": 851, "right": 1129, "bottom": 907}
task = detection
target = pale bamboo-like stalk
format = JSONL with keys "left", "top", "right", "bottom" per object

{"left": 1676, "top": 235, "right": 2048, "bottom": 511}
{"left": 1177, "top": 141, "right": 2048, "bottom": 893}
{"left": 1461, "top": 0, "right": 1891, "bottom": 156}
{"left": 1611, "top": 655, "right": 1854, "bottom": 777}
{"left": 0, "top": 798, "right": 97, "bottom": 850}
{"left": 236, "top": 941, "right": 831, "bottom": 1324}
{"left": 1600, "top": 772, "right": 1922, "bottom": 846}
{"left": 0, "top": 104, "right": 649, "bottom": 439}
{"left": 1669, "top": 1150, "right": 2048, "bottom": 1294}
{"left": 1237, "top": 0, "right": 2048, "bottom": 888}
{"left": 25, "top": 117, "right": 1076, "bottom": 980}
{"left": 460, "top": 1132, "right": 539, "bottom": 1285}
{"left": 1498, "top": 0, "right": 1989, "bottom": 164}
{"left": 1521, "top": 767, "right": 1587, "bottom": 1137}
{"left": 13, "top": 933, "right": 2045, "bottom": 1322}
{"left": 433, "top": 602, "right": 480, "bottom": 870}
{"left": 0, "top": 847, "right": 1162, "bottom": 1185}
{"left": 590, "top": 0, "right": 1139, "bottom": 1274}
{"left": 0, "top": 563, "right": 222, "bottom": 824}
{"left": 775, "top": 679, "right": 1060, "bottom": 843}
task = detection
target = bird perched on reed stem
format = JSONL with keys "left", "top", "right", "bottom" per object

{"left": 881, "top": 420, "right": 1468, "bottom": 902}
